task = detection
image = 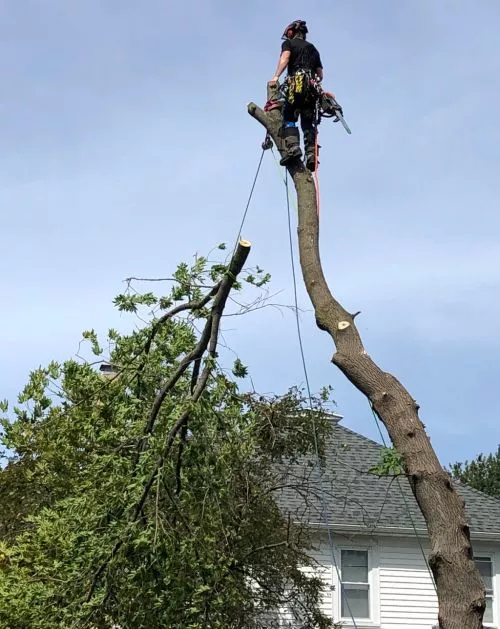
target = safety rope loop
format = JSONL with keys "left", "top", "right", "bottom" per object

{"left": 224, "top": 270, "right": 237, "bottom": 283}
{"left": 261, "top": 133, "right": 273, "bottom": 151}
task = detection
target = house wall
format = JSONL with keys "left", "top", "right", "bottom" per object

{"left": 378, "top": 537, "right": 437, "bottom": 628}
{"left": 301, "top": 532, "right": 500, "bottom": 629}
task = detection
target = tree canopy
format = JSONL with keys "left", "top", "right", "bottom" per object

{"left": 450, "top": 447, "right": 500, "bottom": 499}
{"left": 0, "top": 247, "right": 334, "bottom": 629}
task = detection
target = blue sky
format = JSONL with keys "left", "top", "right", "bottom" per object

{"left": 1, "top": 0, "right": 499, "bottom": 466}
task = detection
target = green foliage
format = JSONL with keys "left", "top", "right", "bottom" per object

{"left": 82, "top": 329, "right": 102, "bottom": 355}
{"left": 113, "top": 292, "right": 158, "bottom": 313}
{"left": 232, "top": 358, "right": 248, "bottom": 378}
{"left": 369, "top": 447, "right": 404, "bottom": 477}
{"left": 319, "top": 385, "right": 334, "bottom": 403}
{"left": 0, "top": 250, "right": 333, "bottom": 629}
{"left": 449, "top": 446, "right": 500, "bottom": 499}
{"left": 244, "top": 273, "right": 271, "bottom": 288}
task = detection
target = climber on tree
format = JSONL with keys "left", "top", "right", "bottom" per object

{"left": 268, "top": 19, "right": 323, "bottom": 171}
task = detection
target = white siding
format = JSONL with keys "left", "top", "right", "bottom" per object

{"left": 304, "top": 542, "right": 336, "bottom": 619}
{"left": 267, "top": 543, "right": 334, "bottom": 626}
{"left": 306, "top": 533, "right": 500, "bottom": 629}
{"left": 379, "top": 538, "right": 437, "bottom": 628}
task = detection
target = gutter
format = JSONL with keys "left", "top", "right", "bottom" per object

{"left": 303, "top": 522, "right": 500, "bottom": 542}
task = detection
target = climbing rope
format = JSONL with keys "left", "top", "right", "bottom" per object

{"left": 313, "top": 130, "right": 321, "bottom": 216}
{"left": 284, "top": 171, "right": 359, "bottom": 628}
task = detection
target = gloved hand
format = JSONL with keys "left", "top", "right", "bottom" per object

{"left": 321, "top": 93, "right": 343, "bottom": 118}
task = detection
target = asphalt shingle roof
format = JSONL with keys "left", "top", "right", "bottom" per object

{"left": 277, "top": 421, "right": 500, "bottom": 536}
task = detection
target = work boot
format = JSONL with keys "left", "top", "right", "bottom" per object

{"left": 279, "top": 126, "right": 302, "bottom": 165}
{"left": 303, "top": 129, "right": 318, "bottom": 172}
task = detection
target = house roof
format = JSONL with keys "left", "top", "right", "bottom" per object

{"left": 277, "top": 420, "right": 500, "bottom": 539}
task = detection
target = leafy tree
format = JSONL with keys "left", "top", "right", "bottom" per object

{"left": 0, "top": 245, "right": 334, "bottom": 629}
{"left": 450, "top": 447, "right": 500, "bottom": 499}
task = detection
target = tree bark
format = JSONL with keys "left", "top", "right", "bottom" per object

{"left": 248, "top": 85, "right": 485, "bottom": 629}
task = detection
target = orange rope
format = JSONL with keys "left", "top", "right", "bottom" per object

{"left": 313, "top": 131, "right": 320, "bottom": 217}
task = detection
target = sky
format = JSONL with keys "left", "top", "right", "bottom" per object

{"left": 1, "top": 0, "right": 500, "bottom": 466}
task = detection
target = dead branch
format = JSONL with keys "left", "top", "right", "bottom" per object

{"left": 248, "top": 86, "right": 485, "bottom": 629}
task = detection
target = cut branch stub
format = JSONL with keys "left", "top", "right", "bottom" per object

{"left": 248, "top": 88, "right": 485, "bottom": 629}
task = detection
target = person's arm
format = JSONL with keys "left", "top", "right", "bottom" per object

{"left": 269, "top": 50, "right": 290, "bottom": 85}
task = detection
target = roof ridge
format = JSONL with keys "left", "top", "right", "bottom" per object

{"left": 453, "top": 477, "right": 500, "bottom": 505}
{"left": 334, "top": 423, "right": 385, "bottom": 449}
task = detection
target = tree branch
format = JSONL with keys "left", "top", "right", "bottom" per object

{"left": 175, "top": 424, "right": 188, "bottom": 495}
{"left": 137, "top": 241, "right": 250, "bottom": 454}
{"left": 84, "top": 239, "right": 251, "bottom": 606}
{"left": 135, "top": 284, "right": 220, "bottom": 396}
{"left": 248, "top": 87, "right": 485, "bottom": 629}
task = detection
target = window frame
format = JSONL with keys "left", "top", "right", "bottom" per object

{"left": 474, "top": 553, "right": 497, "bottom": 627}
{"left": 336, "top": 545, "right": 380, "bottom": 626}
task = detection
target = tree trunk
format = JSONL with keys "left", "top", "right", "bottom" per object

{"left": 248, "top": 85, "right": 485, "bottom": 629}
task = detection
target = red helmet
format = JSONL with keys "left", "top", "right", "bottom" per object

{"left": 282, "top": 19, "right": 308, "bottom": 40}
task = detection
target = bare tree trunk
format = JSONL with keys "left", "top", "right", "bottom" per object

{"left": 248, "top": 85, "right": 485, "bottom": 629}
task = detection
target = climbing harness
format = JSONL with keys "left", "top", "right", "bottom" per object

{"left": 264, "top": 74, "right": 351, "bottom": 134}
{"left": 284, "top": 70, "right": 308, "bottom": 105}
{"left": 263, "top": 74, "right": 350, "bottom": 184}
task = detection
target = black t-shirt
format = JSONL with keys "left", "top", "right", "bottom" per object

{"left": 281, "top": 38, "right": 323, "bottom": 76}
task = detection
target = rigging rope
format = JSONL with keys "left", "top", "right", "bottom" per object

{"left": 231, "top": 147, "right": 265, "bottom": 255}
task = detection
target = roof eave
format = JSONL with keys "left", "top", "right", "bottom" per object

{"left": 304, "top": 522, "right": 500, "bottom": 542}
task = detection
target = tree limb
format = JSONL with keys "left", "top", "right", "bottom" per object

{"left": 248, "top": 87, "right": 485, "bottom": 629}
{"left": 132, "top": 240, "right": 253, "bottom": 516}
{"left": 135, "top": 285, "right": 220, "bottom": 396}
{"left": 84, "top": 240, "right": 251, "bottom": 606}
{"left": 137, "top": 241, "right": 250, "bottom": 454}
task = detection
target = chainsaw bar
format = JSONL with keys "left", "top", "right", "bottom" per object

{"left": 335, "top": 111, "right": 352, "bottom": 135}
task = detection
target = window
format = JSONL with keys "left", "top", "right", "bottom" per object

{"left": 475, "top": 556, "right": 494, "bottom": 624}
{"left": 340, "top": 549, "right": 370, "bottom": 619}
